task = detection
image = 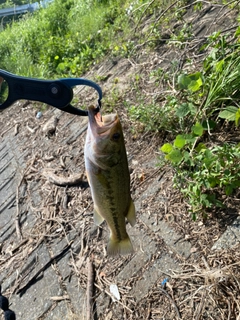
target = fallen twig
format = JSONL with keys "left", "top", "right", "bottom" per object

{"left": 15, "top": 156, "right": 38, "bottom": 240}
{"left": 62, "top": 187, "right": 68, "bottom": 209}
{"left": 12, "top": 239, "right": 28, "bottom": 255}
{"left": 14, "top": 123, "right": 20, "bottom": 136}
{"left": 60, "top": 155, "right": 66, "bottom": 168}
{"left": 42, "top": 169, "right": 84, "bottom": 186}
{"left": 159, "top": 287, "right": 181, "bottom": 319}
{"left": 50, "top": 295, "right": 70, "bottom": 301}
{"left": 15, "top": 183, "right": 23, "bottom": 240}
{"left": 44, "top": 155, "right": 55, "bottom": 161}
{"left": 86, "top": 257, "right": 94, "bottom": 320}
{"left": 26, "top": 122, "right": 37, "bottom": 134}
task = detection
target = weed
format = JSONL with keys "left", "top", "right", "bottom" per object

{"left": 161, "top": 126, "right": 240, "bottom": 220}
{"left": 102, "top": 85, "right": 123, "bottom": 113}
{"left": 158, "top": 31, "right": 240, "bottom": 218}
{"left": 127, "top": 96, "right": 178, "bottom": 132}
{"left": 170, "top": 22, "right": 193, "bottom": 47}
{"left": 0, "top": 0, "right": 132, "bottom": 77}
{"left": 0, "top": 0, "right": 190, "bottom": 77}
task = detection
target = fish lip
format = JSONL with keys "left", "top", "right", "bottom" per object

{"left": 88, "top": 106, "right": 118, "bottom": 135}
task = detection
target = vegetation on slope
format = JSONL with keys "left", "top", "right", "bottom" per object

{"left": 0, "top": 0, "right": 136, "bottom": 76}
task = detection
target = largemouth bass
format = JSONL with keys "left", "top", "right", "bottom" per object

{"left": 84, "top": 106, "right": 136, "bottom": 255}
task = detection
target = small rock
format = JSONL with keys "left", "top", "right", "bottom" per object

{"left": 36, "top": 111, "right": 42, "bottom": 119}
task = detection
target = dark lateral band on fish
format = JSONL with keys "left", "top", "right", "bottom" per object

{"left": 102, "top": 178, "right": 123, "bottom": 242}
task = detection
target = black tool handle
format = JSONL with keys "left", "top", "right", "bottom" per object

{"left": 0, "top": 70, "right": 72, "bottom": 110}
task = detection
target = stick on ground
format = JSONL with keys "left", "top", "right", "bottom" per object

{"left": 86, "top": 257, "right": 94, "bottom": 320}
{"left": 42, "top": 169, "right": 84, "bottom": 186}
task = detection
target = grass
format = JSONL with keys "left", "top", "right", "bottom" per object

{"left": 0, "top": 0, "right": 187, "bottom": 77}
{"left": 0, "top": 0, "right": 135, "bottom": 77}
{"left": 158, "top": 29, "right": 240, "bottom": 218}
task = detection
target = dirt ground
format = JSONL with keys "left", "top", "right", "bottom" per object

{"left": 1, "top": 2, "right": 240, "bottom": 320}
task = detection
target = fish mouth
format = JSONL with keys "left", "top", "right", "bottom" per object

{"left": 88, "top": 105, "right": 118, "bottom": 135}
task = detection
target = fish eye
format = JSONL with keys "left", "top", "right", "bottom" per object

{"left": 112, "top": 132, "right": 121, "bottom": 141}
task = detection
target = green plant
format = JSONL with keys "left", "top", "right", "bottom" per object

{"left": 0, "top": 0, "right": 133, "bottom": 77}
{"left": 170, "top": 22, "right": 193, "bottom": 47}
{"left": 102, "top": 85, "right": 123, "bottom": 113}
{"left": 155, "top": 31, "right": 240, "bottom": 219}
{"left": 127, "top": 93, "right": 179, "bottom": 132}
{"left": 218, "top": 105, "right": 240, "bottom": 126}
{"left": 161, "top": 122, "right": 240, "bottom": 220}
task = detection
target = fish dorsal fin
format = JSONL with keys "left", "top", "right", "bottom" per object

{"left": 93, "top": 207, "right": 104, "bottom": 225}
{"left": 126, "top": 199, "right": 136, "bottom": 227}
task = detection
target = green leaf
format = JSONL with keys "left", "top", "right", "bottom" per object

{"left": 165, "top": 149, "right": 183, "bottom": 163}
{"left": 183, "top": 151, "right": 190, "bottom": 161}
{"left": 235, "top": 109, "right": 240, "bottom": 127}
{"left": 184, "top": 134, "right": 197, "bottom": 144}
{"left": 192, "top": 122, "right": 204, "bottom": 136}
{"left": 218, "top": 106, "right": 238, "bottom": 121}
{"left": 176, "top": 103, "right": 191, "bottom": 118}
{"left": 192, "top": 185, "right": 200, "bottom": 195}
{"left": 175, "top": 103, "right": 196, "bottom": 118}
{"left": 215, "top": 59, "right": 224, "bottom": 72}
{"left": 188, "top": 76, "right": 203, "bottom": 92}
{"left": 189, "top": 72, "right": 202, "bottom": 81}
{"left": 177, "top": 72, "right": 203, "bottom": 92}
{"left": 192, "top": 213, "right": 197, "bottom": 221}
{"left": 122, "top": 44, "right": 127, "bottom": 51}
{"left": 204, "top": 149, "right": 214, "bottom": 159}
{"left": 225, "top": 185, "right": 233, "bottom": 196}
{"left": 174, "top": 135, "right": 186, "bottom": 149}
{"left": 235, "top": 26, "right": 240, "bottom": 37}
{"left": 188, "top": 103, "right": 197, "bottom": 115}
{"left": 208, "top": 177, "right": 217, "bottom": 188}
{"left": 177, "top": 74, "right": 191, "bottom": 90}
{"left": 160, "top": 143, "right": 173, "bottom": 154}
{"left": 195, "top": 143, "right": 207, "bottom": 153}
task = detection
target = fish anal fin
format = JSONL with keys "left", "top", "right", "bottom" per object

{"left": 126, "top": 199, "right": 136, "bottom": 227}
{"left": 93, "top": 207, "right": 104, "bottom": 226}
{"left": 107, "top": 235, "right": 134, "bottom": 256}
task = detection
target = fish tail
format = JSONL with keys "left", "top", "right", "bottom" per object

{"left": 107, "top": 235, "right": 134, "bottom": 256}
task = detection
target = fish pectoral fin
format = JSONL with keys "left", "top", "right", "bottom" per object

{"left": 93, "top": 207, "right": 104, "bottom": 226}
{"left": 126, "top": 199, "right": 136, "bottom": 227}
{"left": 107, "top": 235, "right": 134, "bottom": 256}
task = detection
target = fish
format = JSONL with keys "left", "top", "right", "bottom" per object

{"left": 84, "top": 106, "right": 136, "bottom": 255}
